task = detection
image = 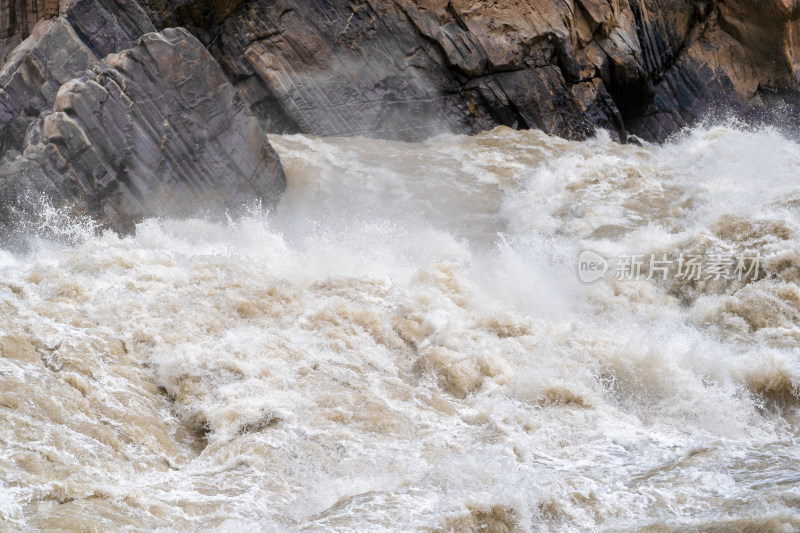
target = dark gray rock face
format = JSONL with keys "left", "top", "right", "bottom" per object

{"left": 148, "top": 0, "right": 800, "bottom": 143}
{"left": 62, "top": 0, "right": 156, "bottom": 57}
{"left": 0, "top": 2, "right": 284, "bottom": 234}
{"left": 213, "top": 0, "right": 601, "bottom": 140}
{"left": 0, "top": 15, "right": 284, "bottom": 234}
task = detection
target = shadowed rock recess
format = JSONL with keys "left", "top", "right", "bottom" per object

{"left": 1, "top": 0, "right": 800, "bottom": 229}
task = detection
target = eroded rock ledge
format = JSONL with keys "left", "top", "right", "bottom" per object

{"left": 1, "top": 0, "right": 799, "bottom": 229}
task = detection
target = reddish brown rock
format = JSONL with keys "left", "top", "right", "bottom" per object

{"left": 0, "top": 0, "right": 59, "bottom": 41}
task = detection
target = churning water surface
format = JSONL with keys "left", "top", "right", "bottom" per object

{"left": 1, "top": 125, "right": 800, "bottom": 531}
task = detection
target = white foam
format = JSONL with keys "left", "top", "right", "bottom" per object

{"left": 0, "top": 124, "right": 798, "bottom": 530}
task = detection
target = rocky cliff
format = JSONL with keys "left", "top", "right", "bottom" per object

{"left": 1, "top": 0, "right": 798, "bottom": 230}
{"left": 146, "top": 0, "right": 800, "bottom": 142}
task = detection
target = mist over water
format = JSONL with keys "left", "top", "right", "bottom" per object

{"left": 2, "top": 125, "right": 800, "bottom": 531}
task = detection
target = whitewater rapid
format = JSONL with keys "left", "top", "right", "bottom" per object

{"left": 1, "top": 125, "right": 800, "bottom": 531}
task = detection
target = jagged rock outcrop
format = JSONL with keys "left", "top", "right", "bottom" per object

{"left": 147, "top": 0, "right": 800, "bottom": 142}
{"left": 4, "top": 0, "right": 800, "bottom": 146}
{"left": 0, "top": 17, "right": 98, "bottom": 156}
{"left": 624, "top": 0, "right": 800, "bottom": 139}
{"left": 0, "top": 1, "right": 284, "bottom": 234}
{"left": 0, "top": 6, "right": 284, "bottom": 234}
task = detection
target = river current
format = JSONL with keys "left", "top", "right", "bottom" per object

{"left": 1, "top": 125, "right": 800, "bottom": 531}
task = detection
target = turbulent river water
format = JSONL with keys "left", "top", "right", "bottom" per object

{"left": 2, "top": 125, "right": 800, "bottom": 531}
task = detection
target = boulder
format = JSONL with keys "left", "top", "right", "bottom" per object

{"left": 0, "top": 24, "right": 284, "bottom": 233}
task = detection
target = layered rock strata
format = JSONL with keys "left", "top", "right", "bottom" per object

{"left": 0, "top": 1, "right": 284, "bottom": 233}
